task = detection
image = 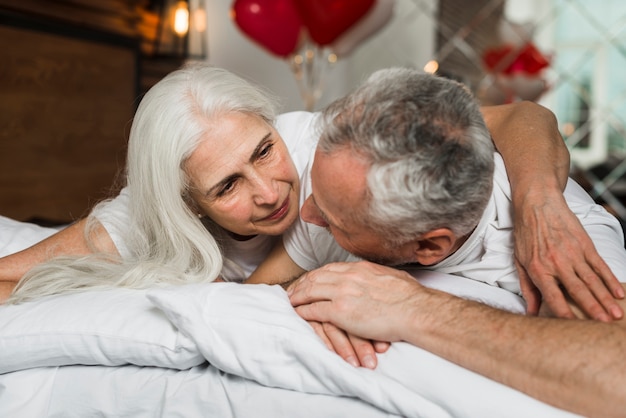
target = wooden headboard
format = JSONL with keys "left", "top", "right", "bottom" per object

{"left": 0, "top": 2, "right": 141, "bottom": 224}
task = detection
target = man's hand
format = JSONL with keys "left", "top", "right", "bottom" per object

{"left": 514, "top": 190, "right": 624, "bottom": 321}
{"left": 288, "top": 261, "right": 423, "bottom": 343}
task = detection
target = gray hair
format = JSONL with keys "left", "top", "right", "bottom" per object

{"left": 8, "top": 63, "right": 278, "bottom": 303}
{"left": 318, "top": 67, "right": 494, "bottom": 245}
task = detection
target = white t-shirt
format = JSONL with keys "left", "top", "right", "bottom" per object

{"left": 93, "top": 111, "right": 320, "bottom": 281}
{"left": 282, "top": 145, "right": 359, "bottom": 271}
{"left": 284, "top": 152, "right": 626, "bottom": 293}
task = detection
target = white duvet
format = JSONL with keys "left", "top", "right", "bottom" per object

{"left": 0, "top": 216, "right": 579, "bottom": 417}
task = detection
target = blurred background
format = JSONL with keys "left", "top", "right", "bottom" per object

{"left": 1, "top": 0, "right": 626, "bottom": 228}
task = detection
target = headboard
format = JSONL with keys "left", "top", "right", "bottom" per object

{"left": 0, "top": 3, "right": 140, "bottom": 225}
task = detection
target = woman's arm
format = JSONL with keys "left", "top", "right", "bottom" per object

{"left": 482, "top": 101, "right": 624, "bottom": 321}
{"left": 0, "top": 282, "right": 15, "bottom": 304}
{"left": 246, "top": 238, "right": 306, "bottom": 285}
{"left": 0, "top": 218, "right": 117, "bottom": 303}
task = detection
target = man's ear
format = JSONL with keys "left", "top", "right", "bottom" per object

{"left": 413, "top": 228, "right": 457, "bottom": 266}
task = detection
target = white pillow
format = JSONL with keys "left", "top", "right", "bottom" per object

{"left": 148, "top": 282, "right": 451, "bottom": 418}
{"left": 0, "top": 288, "right": 204, "bottom": 374}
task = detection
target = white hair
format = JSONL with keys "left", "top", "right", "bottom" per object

{"left": 318, "top": 67, "right": 494, "bottom": 245}
{"left": 8, "top": 63, "right": 279, "bottom": 304}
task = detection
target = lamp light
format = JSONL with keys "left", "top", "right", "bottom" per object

{"left": 173, "top": 2, "right": 190, "bottom": 36}
{"left": 153, "top": 0, "right": 208, "bottom": 60}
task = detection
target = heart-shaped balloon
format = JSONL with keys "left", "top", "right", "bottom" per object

{"left": 232, "top": 0, "right": 303, "bottom": 57}
{"left": 483, "top": 42, "right": 550, "bottom": 76}
{"left": 329, "top": 0, "right": 395, "bottom": 57}
{"left": 293, "top": 0, "right": 376, "bottom": 46}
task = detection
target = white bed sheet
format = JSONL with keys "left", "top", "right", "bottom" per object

{"left": 0, "top": 364, "right": 398, "bottom": 418}
{"left": 0, "top": 215, "right": 580, "bottom": 417}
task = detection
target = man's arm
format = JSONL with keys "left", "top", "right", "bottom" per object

{"left": 0, "top": 218, "right": 116, "bottom": 303}
{"left": 289, "top": 261, "right": 626, "bottom": 418}
{"left": 482, "top": 101, "right": 624, "bottom": 321}
{"left": 482, "top": 101, "right": 570, "bottom": 194}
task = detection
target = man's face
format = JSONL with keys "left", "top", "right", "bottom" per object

{"left": 300, "top": 148, "right": 417, "bottom": 266}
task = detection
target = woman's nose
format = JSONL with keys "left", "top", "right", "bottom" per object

{"left": 301, "top": 195, "right": 328, "bottom": 227}
{"left": 252, "top": 174, "right": 279, "bottom": 205}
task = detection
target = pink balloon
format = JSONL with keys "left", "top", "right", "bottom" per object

{"left": 329, "top": 0, "right": 395, "bottom": 57}
{"left": 232, "top": 0, "right": 303, "bottom": 57}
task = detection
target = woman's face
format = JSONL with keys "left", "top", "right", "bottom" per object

{"left": 185, "top": 112, "right": 300, "bottom": 237}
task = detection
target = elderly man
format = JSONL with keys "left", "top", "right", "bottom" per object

{"left": 251, "top": 67, "right": 625, "bottom": 314}
{"left": 251, "top": 68, "right": 626, "bottom": 417}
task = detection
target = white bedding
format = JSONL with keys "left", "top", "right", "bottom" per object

{"left": 0, "top": 216, "right": 580, "bottom": 417}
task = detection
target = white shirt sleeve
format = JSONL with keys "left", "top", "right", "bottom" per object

{"left": 563, "top": 177, "right": 626, "bottom": 282}
{"left": 90, "top": 187, "right": 132, "bottom": 259}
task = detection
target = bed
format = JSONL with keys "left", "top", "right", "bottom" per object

{"left": 0, "top": 215, "right": 580, "bottom": 418}
{"left": 0, "top": 2, "right": 591, "bottom": 415}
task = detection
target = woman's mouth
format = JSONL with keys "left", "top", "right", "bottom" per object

{"left": 261, "top": 197, "right": 290, "bottom": 222}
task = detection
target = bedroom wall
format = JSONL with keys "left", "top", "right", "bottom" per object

{"left": 0, "top": 0, "right": 140, "bottom": 223}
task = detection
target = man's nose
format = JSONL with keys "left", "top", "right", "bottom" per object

{"left": 301, "top": 195, "right": 328, "bottom": 227}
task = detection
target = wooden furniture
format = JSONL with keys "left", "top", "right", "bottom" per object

{"left": 0, "top": 1, "right": 159, "bottom": 224}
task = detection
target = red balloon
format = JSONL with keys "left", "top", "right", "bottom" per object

{"left": 483, "top": 42, "right": 550, "bottom": 76}
{"left": 330, "top": 0, "right": 395, "bottom": 57}
{"left": 514, "top": 43, "right": 550, "bottom": 75}
{"left": 293, "top": 0, "right": 376, "bottom": 46}
{"left": 232, "top": 0, "right": 303, "bottom": 57}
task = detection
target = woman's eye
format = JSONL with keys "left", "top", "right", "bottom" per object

{"left": 259, "top": 143, "right": 274, "bottom": 158}
{"left": 217, "top": 179, "right": 237, "bottom": 197}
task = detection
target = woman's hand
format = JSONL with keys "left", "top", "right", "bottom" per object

{"left": 285, "top": 271, "right": 390, "bottom": 369}
{"left": 514, "top": 190, "right": 624, "bottom": 321}
{"left": 306, "top": 321, "right": 389, "bottom": 369}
